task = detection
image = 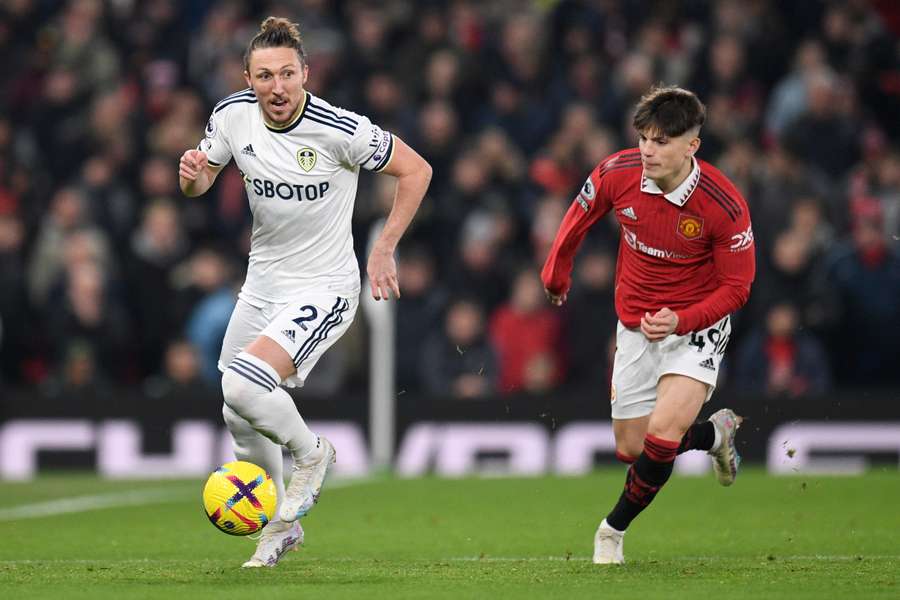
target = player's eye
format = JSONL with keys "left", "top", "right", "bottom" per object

{"left": 283, "top": 71, "right": 293, "bottom": 78}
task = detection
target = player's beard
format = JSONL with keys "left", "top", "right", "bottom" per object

{"left": 264, "top": 93, "right": 301, "bottom": 126}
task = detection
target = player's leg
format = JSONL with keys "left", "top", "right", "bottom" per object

{"left": 596, "top": 374, "right": 707, "bottom": 563}
{"left": 218, "top": 300, "right": 291, "bottom": 500}
{"left": 611, "top": 389, "right": 736, "bottom": 466}
{"left": 226, "top": 333, "right": 334, "bottom": 521}
{"left": 218, "top": 300, "right": 306, "bottom": 567}
{"left": 595, "top": 323, "right": 656, "bottom": 563}
{"left": 662, "top": 314, "right": 741, "bottom": 484}
{"left": 612, "top": 416, "right": 648, "bottom": 463}
{"left": 222, "top": 336, "right": 321, "bottom": 462}
{"left": 234, "top": 294, "right": 356, "bottom": 523}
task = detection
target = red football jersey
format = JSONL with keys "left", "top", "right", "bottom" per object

{"left": 541, "top": 148, "right": 755, "bottom": 335}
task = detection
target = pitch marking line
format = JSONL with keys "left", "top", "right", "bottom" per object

{"left": 0, "top": 488, "right": 193, "bottom": 521}
{"left": 0, "top": 477, "right": 369, "bottom": 522}
{"left": 2, "top": 555, "right": 898, "bottom": 565}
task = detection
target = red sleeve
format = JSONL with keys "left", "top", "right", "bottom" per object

{"left": 541, "top": 164, "right": 613, "bottom": 295}
{"left": 674, "top": 191, "right": 756, "bottom": 334}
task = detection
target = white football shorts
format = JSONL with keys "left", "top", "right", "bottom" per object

{"left": 218, "top": 291, "right": 358, "bottom": 388}
{"left": 609, "top": 314, "right": 732, "bottom": 419}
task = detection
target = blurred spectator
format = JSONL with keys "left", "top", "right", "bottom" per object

{"left": 421, "top": 298, "right": 497, "bottom": 400}
{"left": 749, "top": 230, "right": 820, "bottom": 330}
{"left": 765, "top": 39, "right": 827, "bottom": 137}
{"left": 78, "top": 154, "right": 137, "bottom": 247}
{"left": 447, "top": 211, "right": 511, "bottom": 313}
{"left": 143, "top": 338, "right": 205, "bottom": 399}
{"left": 734, "top": 302, "right": 832, "bottom": 397}
{"left": 820, "top": 198, "right": 900, "bottom": 384}
{"left": 46, "top": 261, "right": 133, "bottom": 381}
{"left": 181, "top": 248, "right": 237, "bottom": 384}
{"left": 746, "top": 143, "right": 834, "bottom": 246}
{"left": 782, "top": 70, "right": 861, "bottom": 180}
{"left": 395, "top": 246, "right": 447, "bottom": 393}
{"left": 0, "top": 199, "right": 29, "bottom": 382}
{"left": 126, "top": 199, "right": 189, "bottom": 375}
{"left": 27, "top": 186, "right": 95, "bottom": 306}
{"left": 489, "top": 268, "right": 564, "bottom": 394}
{"left": 415, "top": 100, "right": 460, "bottom": 193}
{"left": 562, "top": 247, "right": 617, "bottom": 392}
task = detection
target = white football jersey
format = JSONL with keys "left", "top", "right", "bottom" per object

{"left": 198, "top": 89, "right": 394, "bottom": 305}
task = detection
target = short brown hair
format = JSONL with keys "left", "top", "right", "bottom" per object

{"left": 632, "top": 85, "right": 706, "bottom": 137}
{"left": 243, "top": 16, "right": 307, "bottom": 71}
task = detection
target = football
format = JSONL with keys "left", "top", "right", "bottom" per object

{"left": 202, "top": 461, "right": 277, "bottom": 536}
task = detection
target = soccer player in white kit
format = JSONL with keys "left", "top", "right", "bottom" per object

{"left": 178, "top": 17, "right": 431, "bottom": 567}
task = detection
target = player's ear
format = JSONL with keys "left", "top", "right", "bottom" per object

{"left": 302, "top": 63, "right": 309, "bottom": 86}
{"left": 688, "top": 135, "right": 701, "bottom": 158}
{"left": 243, "top": 70, "right": 251, "bottom": 88}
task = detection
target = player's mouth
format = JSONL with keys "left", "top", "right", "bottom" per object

{"left": 270, "top": 98, "right": 289, "bottom": 110}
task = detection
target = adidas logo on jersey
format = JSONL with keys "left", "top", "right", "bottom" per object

{"left": 619, "top": 206, "right": 638, "bottom": 220}
{"left": 241, "top": 144, "right": 256, "bottom": 157}
{"left": 281, "top": 329, "right": 296, "bottom": 343}
{"left": 698, "top": 357, "right": 716, "bottom": 370}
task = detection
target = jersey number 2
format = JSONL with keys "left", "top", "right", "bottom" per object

{"left": 292, "top": 306, "right": 318, "bottom": 331}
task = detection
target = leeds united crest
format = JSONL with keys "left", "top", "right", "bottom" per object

{"left": 296, "top": 147, "right": 317, "bottom": 172}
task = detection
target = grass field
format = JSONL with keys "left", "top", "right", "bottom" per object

{"left": 1, "top": 469, "right": 898, "bottom": 599}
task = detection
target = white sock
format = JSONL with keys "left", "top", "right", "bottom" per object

{"left": 222, "top": 404, "right": 287, "bottom": 516}
{"left": 222, "top": 352, "right": 320, "bottom": 463}
{"left": 710, "top": 423, "right": 723, "bottom": 452}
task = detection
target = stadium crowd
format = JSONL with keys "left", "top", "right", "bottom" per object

{"left": 1, "top": 0, "right": 899, "bottom": 402}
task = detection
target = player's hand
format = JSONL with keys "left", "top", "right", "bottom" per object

{"left": 545, "top": 288, "right": 567, "bottom": 306}
{"left": 640, "top": 307, "right": 679, "bottom": 341}
{"left": 367, "top": 246, "right": 400, "bottom": 301}
{"left": 179, "top": 149, "right": 208, "bottom": 181}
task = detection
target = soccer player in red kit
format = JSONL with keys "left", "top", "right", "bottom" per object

{"left": 541, "top": 86, "right": 755, "bottom": 564}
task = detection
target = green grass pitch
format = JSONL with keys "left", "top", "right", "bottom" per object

{"left": 1, "top": 469, "right": 898, "bottom": 599}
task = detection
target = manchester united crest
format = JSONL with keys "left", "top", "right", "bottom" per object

{"left": 296, "top": 147, "right": 317, "bottom": 172}
{"left": 677, "top": 214, "right": 704, "bottom": 240}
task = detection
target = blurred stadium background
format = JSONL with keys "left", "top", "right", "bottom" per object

{"left": 2, "top": 2, "right": 900, "bottom": 597}
{"left": 1, "top": 0, "right": 899, "bottom": 481}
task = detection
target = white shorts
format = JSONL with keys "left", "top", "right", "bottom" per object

{"left": 218, "top": 291, "right": 358, "bottom": 388}
{"left": 610, "top": 315, "right": 731, "bottom": 420}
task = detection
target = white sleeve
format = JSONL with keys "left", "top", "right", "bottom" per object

{"left": 198, "top": 110, "right": 233, "bottom": 167}
{"left": 346, "top": 114, "right": 395, "bottom": 172}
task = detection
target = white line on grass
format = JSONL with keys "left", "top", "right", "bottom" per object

{"left": 0, "top": 477, "right": 369, "bottom": 522}
{"left": 2, "top": 555, "right": 897, "bottom": 565}
{"left": 452, "top": 555, "right": 900, "bottom": 562}
{"left": 0, "top": 488, "right": 192, "bottom": 521}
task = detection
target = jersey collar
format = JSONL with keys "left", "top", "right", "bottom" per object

{"left": 640, "top": 157, "right": 701, "bottom": 207}
{"left": 263, "top": 91, "right": 309, "bottom": 134}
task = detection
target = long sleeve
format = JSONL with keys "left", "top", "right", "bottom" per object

{"left": 541, "top": 167, "right": 612, "bottom": 295}
{"left": 674, "top": 210, "right": 755, "bottom": 334}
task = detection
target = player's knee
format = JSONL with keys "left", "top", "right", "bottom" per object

{"left": 221, "top": 360, "right": 277, "bottom": 413}
{"left": 615, "top": 448, "right": 637, "bottom": 464}
{"left": 646, "top": 422, "right": 689, "bottom": 441}
{"left": 222, "top": 403, "right": 249, "bottom": 432}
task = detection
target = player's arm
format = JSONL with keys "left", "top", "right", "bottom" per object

{"left": 646, "top": 211, "right": 755, "bottom": 339}
{"left": 541, "top": 166, "right": 612, "bottom": 306}
{"left": 179, "top": 149, "right": 224, "bottom": 197}
{"left": 367, "top": 135, "right": 432, "bottom": 300}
